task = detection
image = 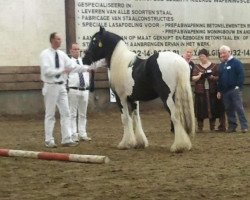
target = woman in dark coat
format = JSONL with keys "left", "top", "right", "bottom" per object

{"left": 192, "top": 49, "right": 225, "bottom": 132}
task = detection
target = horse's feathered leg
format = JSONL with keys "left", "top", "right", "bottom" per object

{"left": 118, "top": 99, "right": 137, "bottom": 149}
{"left": 130, "top": 101, "right": 148, "bottom": 149}
{"left": 156, "top": 52, "right": 194, "bottom": 152}
{"left": 166, "top": 94, "right": 192, "bottom": 153}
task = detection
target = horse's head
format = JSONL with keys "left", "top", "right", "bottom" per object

{"left": 82, "top": 48, "right": 92, "bottom": 65}
{"left": 84, "top": 27, "right": 123, "bottom": 66}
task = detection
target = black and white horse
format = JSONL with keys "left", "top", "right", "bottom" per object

{"left": 83, "top": 27, "right": 195, "bottom": 152}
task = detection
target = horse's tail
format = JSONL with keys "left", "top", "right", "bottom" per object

{"left": 174, "top": 61, "right": 195, "bottom": 136}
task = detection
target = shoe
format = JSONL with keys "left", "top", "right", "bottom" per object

{"left": 215, "top": 128, "right": 226, "bottom": 132}
{"left": 241, "top": 129, "right": 248, "bottom": 133}
{"left": 62, "top": 141, "right": 79, "bottom": 147}
{"left": 45, "top": 141, "right": 57, "bottom": 148}
{"left": 226, "top": 128, "right": 236, "bottom": 133}
{"left": 79, "top": 136, "right": 92, "bottom": 141}
{"left": 197, "top": 129, "right": 203, "bottom": 133}
{"left": 71, "top": 134, "right": 79, "bottom": 142}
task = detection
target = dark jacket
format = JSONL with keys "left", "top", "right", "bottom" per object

{"left": 218, "top": 57, "right": 244, "bottom": 93}
{"left": 189, "top": 60, "right": 195, "bottom": 79}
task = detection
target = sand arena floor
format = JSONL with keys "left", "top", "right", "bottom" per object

{"left": 0, "top": 108, "right": 249, "bottom": 200}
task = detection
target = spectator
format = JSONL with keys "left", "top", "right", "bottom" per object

{"left": 182, "top": 46, "right": 195, "bottom": 77}
{"left": 216, "top": 52, "right": 226, "bottom": 132}
{"left": 217, "top": 45, "right": 248, "bottom": 133}
{"left": 192, "top": 48, "right": 223, "bottom": 132}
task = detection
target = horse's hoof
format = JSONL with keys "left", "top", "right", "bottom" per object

{"left": 134, "top": 145, "right": 145, "bottom": 149}
{"left": 134, "top": 143, "right": 148, "bottom": 149}
{"left": 117, "top": 143, "right": 133, "bottom": 150}
{"left": 170, "top": 145, "right": 191, "bottom": 153}
{"left": 170, "top": 147, "right": 184, "bottom": 153}
{"left": 117, "top": 145, "right": 129, "bottom": 150}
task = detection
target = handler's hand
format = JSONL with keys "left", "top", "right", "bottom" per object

{"left": 64, "top": 67, "right": 72, "bottom": 74}
{"left": 208, "top": 75, "right": 214, "bottom": 80}
{"left": 88, "top": 69, "right": 96, "bottom": 73}
{"left": 217, "top": 92, "right": 221, "bottom": 99}
{"left": 198, "top": 72, "right": 203, "bottom": 77}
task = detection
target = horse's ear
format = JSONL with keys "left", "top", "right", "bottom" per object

{"left": 99, "top": 26, "right": 105, "bottom": 35}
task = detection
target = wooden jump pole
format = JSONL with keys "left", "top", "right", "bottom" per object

{"left": 0, "top": 148, "right": 110, "bottom": 164}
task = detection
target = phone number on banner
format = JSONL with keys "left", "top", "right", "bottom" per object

{"left": 132, "top": 49, "right": 180, "bottom": 57}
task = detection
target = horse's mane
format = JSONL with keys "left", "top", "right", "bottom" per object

{"left": 103, "top": 31, "right": 123, "bottom": 43}
{"left": 101, "top": 31, "right": 124, "bottom": 64}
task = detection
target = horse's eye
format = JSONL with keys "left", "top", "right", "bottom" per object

{"left": 98, "top": 41, "right": 103, "bottom": 48}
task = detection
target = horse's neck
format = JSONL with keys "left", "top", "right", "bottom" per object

{"left": 110, "top": 41, "right": 136, "bottom": 71}
{"left": 109, "top": 41, "right": 136, "bottom": 93}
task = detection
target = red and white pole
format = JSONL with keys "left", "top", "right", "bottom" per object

{"left": 0, "top": 148, "right": 110, "bottom": 164}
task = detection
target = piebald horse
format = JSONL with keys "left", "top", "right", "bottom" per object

{"left": 83, "top": 27, "right": 195, "bottom": 152}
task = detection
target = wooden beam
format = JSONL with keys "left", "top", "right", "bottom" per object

{"left": 0, "top": 82, "right": 43, "bottom": 91}
{"left": 0, "top": 81, "right": 109, "bottom": 91}
{"left": 65, "top": 0, "right": 76, "bottom": 54}
{"left": 95, "top": 81, "right": 109, "bottom": 89}
{"left": 0, "top": 74, "right": 41, "bottom": 83}
{"left": 0, "top": 66, "right": 40, "bottom": 74}
{"left": 94, "top": 73, "right": 108, "bottom": 81}
{"left": 96, "top": 67, "right": 108, "bottom": 73}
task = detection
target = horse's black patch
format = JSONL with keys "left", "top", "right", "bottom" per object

{"left": 146, "top": 53, "right": 171, "bottom": 105}
{"left": 128, "top": 57, "right": 156, "bottom": 101}
{"left": 130, "top": 54, "right": 171, "bottom": 104}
